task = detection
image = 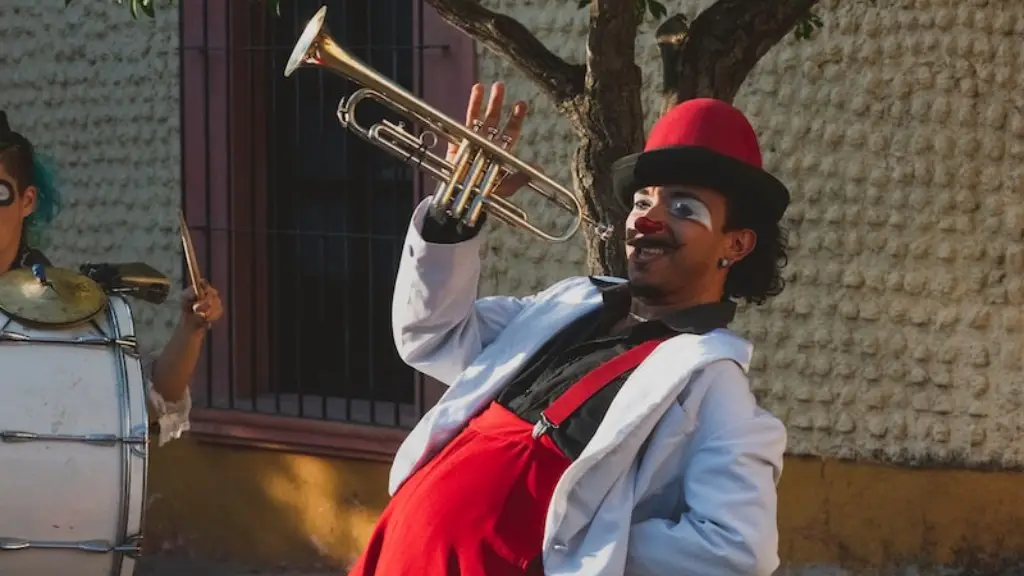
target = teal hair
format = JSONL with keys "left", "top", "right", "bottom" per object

{"left": 23, "top": 153, "right": 61, "bottom": 247}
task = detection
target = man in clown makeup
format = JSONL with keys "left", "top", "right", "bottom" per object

{"left": 349, "top": 86, "right": 791, "bottom": 576}
{"left": 0, "top": 111, "right": 224, "bottom": 446}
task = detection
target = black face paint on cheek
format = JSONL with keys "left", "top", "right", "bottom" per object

{"left": 0, "top": 181, "right": 14, "bottom": 207}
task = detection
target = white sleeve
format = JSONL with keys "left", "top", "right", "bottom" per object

{"left": 392, "top": 197, "right": 537, "bottom": 385}
{"left": 626, "top": 363, "right": 786, "bottom": 576}
{"left": 142, "top": 356, "right": 192, "bottom": 446}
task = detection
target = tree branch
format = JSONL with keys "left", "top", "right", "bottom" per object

{"left": 574, "top": 0, "right": 644, "bottom": 139}
{"left": 657, "top": 0, "right": 821, "bottom": 111}
{"left": 424, "top": 0, "right": 585, "bottom": 104}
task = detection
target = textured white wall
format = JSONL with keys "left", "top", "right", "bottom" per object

{"left": 1, "top": 0, "right": 182, "bottom": 356}
{"left": 477, "top": 0, "right": 1024, "bottom": 466}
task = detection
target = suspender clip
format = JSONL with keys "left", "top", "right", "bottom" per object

{"left": 532, "top": 413, "right": 557, "bottom": 439}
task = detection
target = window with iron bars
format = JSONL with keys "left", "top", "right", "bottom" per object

{"left": 180, "top": 0, "right": 473, "bottom": 456}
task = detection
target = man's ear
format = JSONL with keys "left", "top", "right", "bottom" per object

{"left": 19, "top": 185, "right": 37, "bottom": 219}
{"left": 725, "top": 228, "right": 757, "bottom": 263}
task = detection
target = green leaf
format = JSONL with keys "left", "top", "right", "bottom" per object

{"left": 793, "top": 8, "right": 824, "bottom": 41}
{"left": 577, "top": 0, "right": 591, "bottom": 8}
{"left": 141, "top": 0, "right": 156, "bottom": 18}
{"left": 130, "top": 0, "right": 140, "bottom": 19}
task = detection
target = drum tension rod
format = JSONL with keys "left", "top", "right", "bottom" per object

{"left": 0, "top": 536, "right": 141, "bottom": 556}
{"left": 0, "top": 430, "right": 147, "bottom": 445}
{"left": 0, "top": 330, "right": 138, "bottom": 351}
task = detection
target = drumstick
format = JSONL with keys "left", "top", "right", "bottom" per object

{"left": 177, "top": 210, "right": 205, "bottom": 300}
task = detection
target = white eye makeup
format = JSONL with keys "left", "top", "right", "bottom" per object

{"left": 0, "top": 181, "right": 13, "bottom": 206}
{"left": 667, "top": 196, "right": 713, "bottom": 230}
{"left": 633, "top": 192, "right": 714, "bottom": 230}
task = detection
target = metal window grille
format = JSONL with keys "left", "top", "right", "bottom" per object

{"left": 181, "top": 0, "right": 434, "bottom": 428}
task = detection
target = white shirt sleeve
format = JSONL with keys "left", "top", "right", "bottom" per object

{"left": 142, "top": 356, "right": 192, "bottom": 446}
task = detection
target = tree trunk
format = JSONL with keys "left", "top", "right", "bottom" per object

{"left": 569, "top": 0, "right": 645, "bottom": 278}
{"left": 571, "top": 129, "right": 635, "bottom": 278}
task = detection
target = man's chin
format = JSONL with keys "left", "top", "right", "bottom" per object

{"left": 626, "top": 270, "right": 667, "bottom": 300}
{"left": 629, "top": 284, "right": 667, "bottom": 300}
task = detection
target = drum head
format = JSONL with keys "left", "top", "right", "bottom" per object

{"left": 0, "top": 266, "right": 108, "bottom": 327}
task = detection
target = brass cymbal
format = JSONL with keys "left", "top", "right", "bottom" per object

{"left": 0, "top": 266, "right": 108, "bottom": 327}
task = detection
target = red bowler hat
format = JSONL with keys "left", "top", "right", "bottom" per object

{"left": 611, "top": 98, "right": 790, "bottom": 222}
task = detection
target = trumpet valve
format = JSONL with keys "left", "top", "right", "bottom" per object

{"left": 463, "top": 162, "right": 506, "bottom": 228}
{"left": 450, "top": 151, "right": 490, "bottom": 219}
{"left": 433, "top": 144, "right": 473, "bottom": 212}
{"left": 465, "top": 194, "right": 487, "bottom": 229}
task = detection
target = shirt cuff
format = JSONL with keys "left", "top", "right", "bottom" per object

{"left": 143, "top": 357, "right": 192, "bottom": 446}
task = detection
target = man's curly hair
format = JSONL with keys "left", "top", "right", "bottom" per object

{"left": 722, "top": 197, "right": 789, "bottom": 306}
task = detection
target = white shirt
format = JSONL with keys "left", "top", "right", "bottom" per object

{"left": 141, "top": 356, "right": 191, "bottom": 446}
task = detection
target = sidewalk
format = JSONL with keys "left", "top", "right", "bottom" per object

{"left": 136, "top": 556, "right": 342, "bottom": 575}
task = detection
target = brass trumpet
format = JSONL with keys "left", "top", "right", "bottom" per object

{"left": 284, "top": 6, "right": 613, "bottom": 243}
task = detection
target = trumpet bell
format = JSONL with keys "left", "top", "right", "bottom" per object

{"left": 286, "top": 6, "right": 368, "bottom": 84}
{"left": 284, "top": 6, "right": 328, "bottom": 77}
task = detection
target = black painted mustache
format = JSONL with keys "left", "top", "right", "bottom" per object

{"left": 625, "top": 233, "right": 680, "bottom": 250}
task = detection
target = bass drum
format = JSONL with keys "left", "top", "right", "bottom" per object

{"left": 0, "top": 295, "right": 148, "bottom": 576}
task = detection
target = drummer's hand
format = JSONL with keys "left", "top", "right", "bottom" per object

{"left": 446, "top": 82, "right": 531, "bottom": 199}
{"left": 180, "top": 279, "right": 223, "bottom": 332}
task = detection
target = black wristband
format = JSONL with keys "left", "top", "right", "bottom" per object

{"left": 420, "top": 203, "right": 488, "bottom": 244}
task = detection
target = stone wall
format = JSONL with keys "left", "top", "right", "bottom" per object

{"left": 0, "top": 0, "right": 182, "bottom": 355}
{"left": 476, "top": 0, "right": 1024, "bottom": 467}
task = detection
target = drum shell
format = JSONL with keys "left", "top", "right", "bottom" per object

{"left": 0, "top": 295, "right": 148, "bottom": 576}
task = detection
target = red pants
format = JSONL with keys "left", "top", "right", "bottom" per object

{"left": 347, "top": 402, "right": 570, "bottom": 575}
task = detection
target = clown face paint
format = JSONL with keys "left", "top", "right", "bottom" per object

{"left": 0, "top": 165, "right": 26, "bottom": 273}
{"left": 631, "top": 191, "right": 713, "bottom": 230}
{"left": 0, "top": 180, "right": 13, "bottom": 207}
{"left": 625, "top": 185, "right": 734, "bottom": 303}
{"left": 665, "top": 195, "right": 712, "bottom": 230}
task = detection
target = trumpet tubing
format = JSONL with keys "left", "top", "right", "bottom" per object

{"left": 284, "top": 6, "right": 613, "bottom": 243}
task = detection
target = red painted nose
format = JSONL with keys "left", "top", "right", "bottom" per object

{"left": 634, "top": 216, "right": 664, "bottom": 234}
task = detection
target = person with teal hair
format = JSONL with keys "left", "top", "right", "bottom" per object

{"left": 0, "top": 112, "right": 55, "bottom": 270}
{"left": 0, "top": 111, "right": 226, "bottom": 446}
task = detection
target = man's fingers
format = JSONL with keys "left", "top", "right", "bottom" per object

{"left": 499, "top": 101, "right": 529, "bottom": 150}
{"left": 464, "top": 83, "right": 485, "bottom": 127}
{"left": 481, "top": 82, "right": 505, "bottom": 134}
{"left": 449, "top": 83, "right": 487, "bottom": 159}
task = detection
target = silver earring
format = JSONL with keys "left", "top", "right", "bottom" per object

{"left": 717, "top": 257, "right": 730, "bottom": 269}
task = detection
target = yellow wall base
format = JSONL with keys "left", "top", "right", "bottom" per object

{"left": 146, "top": 439, "right": 391, "bottom": 566}
{"left": 146, "top": 441, "right": 1024, "bottom": 569}
{"left": 779, "top": 456, "right": 1024, "bottom": 569}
